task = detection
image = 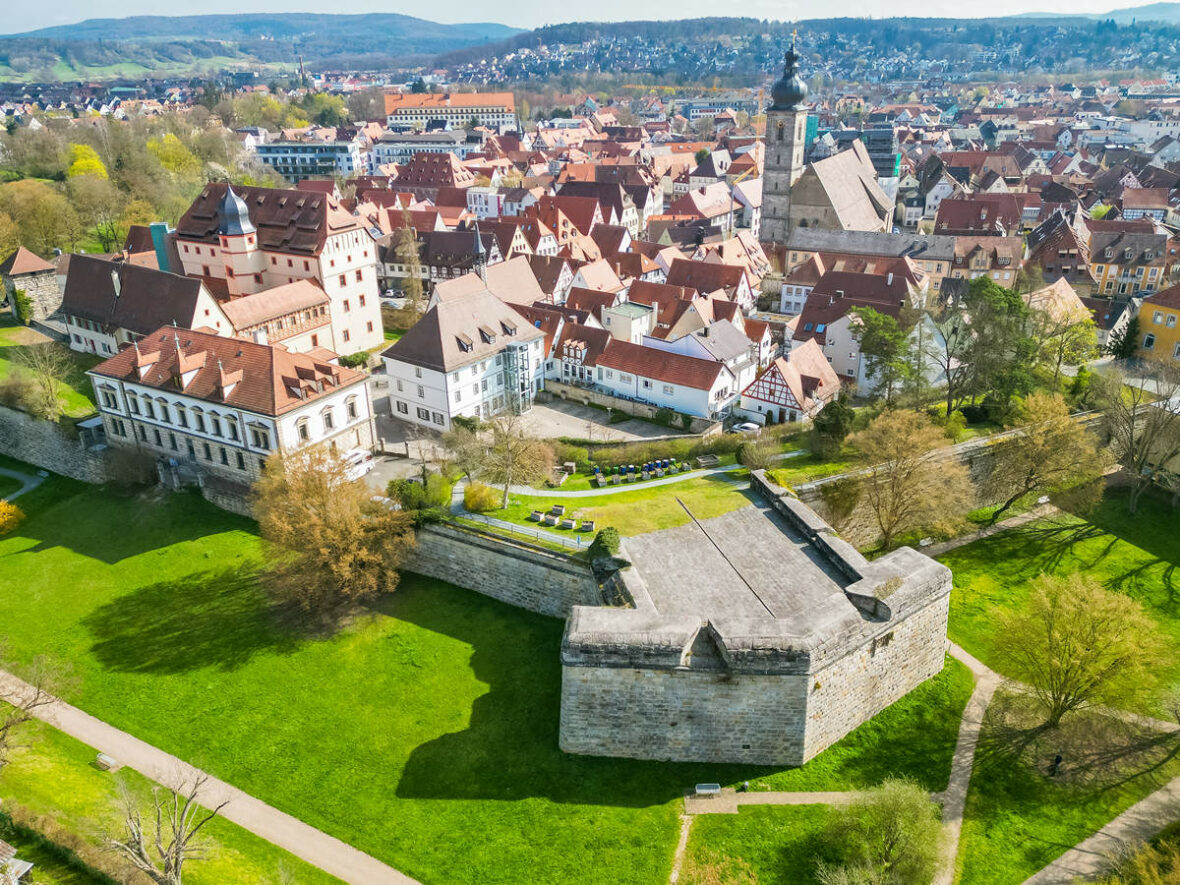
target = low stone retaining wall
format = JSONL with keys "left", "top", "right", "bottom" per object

{"left": 0, "top": 403, "right": 111, "bottom": 483}
{"left": 405, "top": 523, "right": 603, "bottom": 618}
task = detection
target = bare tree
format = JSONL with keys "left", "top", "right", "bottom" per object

{"left": 0, "top": 648, "right": 64, "bottom": 775}
{"left": 13, "top": 343, "right": 73, "bottom": 420}
{"left": 481, "top": 412, "right": 555, "bottom": 508}
{"left": 441, "top": 421, "right": 487, "bottom": 482}
{"left": 108, "top": 776, "right": 228, "bottom": 885}
{"left": 396, "top": 211, "right": 425, "bottom": 320}
{"left": 851, "top": 410, "right": 975, "bottom": 549}
{"left": 994, "top": 573, "right": 1166, "bottom": 728}
{"left": 253, "top": 446, "right": 415, "bottom": 613}
{"left": 1095, "top": 360, "right": 1180, "bottom": 514}
{"left": 984, "top": 392, "right": 1109, "bottom": 524}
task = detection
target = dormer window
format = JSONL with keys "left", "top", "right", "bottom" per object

{"left": 456, "top": 334, "right": 474, "bottom": 352}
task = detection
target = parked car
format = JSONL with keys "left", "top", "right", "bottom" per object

{"left": 731, "top": 422, "right": 761, "bottom": 434}
{"left": 342, "top": 448, "right": 376, "bottom": 482}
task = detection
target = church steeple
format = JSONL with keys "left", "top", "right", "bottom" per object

{"left": 761, "top": 30, "right": 809, "bottom": 246}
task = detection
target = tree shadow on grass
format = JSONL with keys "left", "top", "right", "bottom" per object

{"left": 386, "top": 578, "right": 762, "bottom": 807}
{"left": 81, "top": 567, "right": 304, "bottom": 674}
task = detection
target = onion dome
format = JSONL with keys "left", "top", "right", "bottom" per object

{"left": 218, "top": 185, "right": 256, "bottom": 237}
{"left": 770, "top": 35, "right": 808, "bottom": 111}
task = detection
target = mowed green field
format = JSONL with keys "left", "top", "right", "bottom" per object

{"left": 0, "top": 463, "right": 977, "bottom": 884}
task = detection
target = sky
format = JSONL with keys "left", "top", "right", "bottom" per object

{"left": 3, "top": 0, "right": 1159, "bottom": 37}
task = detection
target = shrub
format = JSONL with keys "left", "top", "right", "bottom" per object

{"left": 944, "top": 410, "right": 967, "bottom": 442}
{"left": 553, "top": 442, "right": 591, "bottom": 472}
{"left": 982, "top": 391, "right": 1013, "bottom": 424}
{"left": 653, "top": 407, "right": 675, "bottom": 426}
{"left": 463, "top": 481, "right": 500, "bottom": 512}
{"left": 0, "top": 500, "right": 25, "bottom": 535}
{"left": 0, "top": 374, "right": 34, "bottom": 411}
{"left": 452, "top": 414, "right": 482, "bottom": 433}
{"left": 960, "top": 403, "right": 988, "bottom": 425}
{"left": 12, "top": 288, "right": 32, "bottom": 325}
{"left": 737, "top": 440, "right": 775, "bottom": 470}
{"left": 337, "top": 351, "right": 370, "bottom": 369}
{"left": 589, "top": 526, "right": 620, "bottom": 559}
{"left": 679, "top": 411, "right": 693, "bottom": 430}
{"left": 388, "top": 473, "right": 452, "bottom": 510}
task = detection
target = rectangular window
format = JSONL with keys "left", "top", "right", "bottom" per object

{"left": 339, "top": 274, "right": 347, "bottom": 287}
{"left": 343, "top": 299, "right": 351, "bottom": 313}
{"left": 1144, "top": 333, "right": 1157, "bottom": 349}
{"left": 236, "top": 452, "right": 245, "bottom": 470}
{"left": 356, "top": 270, "right": 363, "bottom": 283}
{"left": 416, "top": 407, "right": 431, "bottom": 420}
{"left": 663, "top": 384, "right": 674, "bottom": 395}
{"left": 396, "top": 400, "right": 409, "bottom": 414}
{"left": 342, "top": 330, "right": 350, "bottom": 343}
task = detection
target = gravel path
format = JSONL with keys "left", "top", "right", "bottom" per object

{"left": 0, "top": 670, "right": 418, "bottom": 885}
{"left": 0, "top": 466, "right": 44, "bottom": 501}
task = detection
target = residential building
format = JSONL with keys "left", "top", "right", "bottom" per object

{"left": 87, "top": 326, "right": 374, "bottom": 485}
{"left": 593, "top": 338, "right": 738, "bottom": 419}
{"left": 1090, "top": 231, "right": 1167, "bottom": 296}
{"left": 1138, "top": 285, "right": 1180, "bottom": 361}
{"left": 736, "top": 337, "right": 841, "bottom": 425}
{"left": 381, "top": 285, "right": 547, "bottom": 430}
{"left": 371, "top": 129, "right": 484, "bottom": 165}
{"left": 948, "top": 236, "right": 1025, "bottom": 286}
{"left": 255, "top": 139, "right": 364, "bottom": 181}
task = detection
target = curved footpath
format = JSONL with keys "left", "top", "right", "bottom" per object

{"left": 0, "top": 671, "right": 417, "bottom": 885}
{"left": 0, "top": 466, "right": 44, "bottom": 501}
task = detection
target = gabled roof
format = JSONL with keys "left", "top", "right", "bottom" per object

{"left": 0, "top": 245, "right": 54, "bottom": 276}
{"left": 554, "top": 321, "right": 612, "bottom": 363}
{"left": 60, "top": 255, "right": 211, "bottom": 335}
{"left": 597, "top": 338, "right": 728, "bottom": 391}
{"left": 176, "top": 183, "right": 366, "bottom": 256}
{"left": 743, "top": 338, "right": 840, "bottom": 411}
{"left": 382, "top": 286, "right": 544, "bottom": 373}
{"left": 219, "top": 280, "right": 329, "bottom": 332}
{"left": 665, "top": 258, "right": 747, "bottom": 293}
{"left": 90, "top": 326, "right": 363, "bottom": 416}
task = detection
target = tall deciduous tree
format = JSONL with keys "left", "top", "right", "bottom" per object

{"left": 108, "top": 776, "right": 228, "bottom": 885}
{"left": 397, "top": 211, "right": 425, "bottom": 319}
{"left": 482, "top": 413, "right": 555, "bottom": 508}
{"left": 994, "top": 573, "right": 1165, "bottom": 727}
{"left": 253, "top": 446, "right": 415, "bottom": 612}
{"left": 1028, "top": 304, "right": 1098, "bottom": 387}
{"left": 849, "top": 306, "right": 909, "bottom": 405}
{"left": 851, "top": 410, "right": 974, "bottom": 548}
{"left": 984, "top": 392, "right": 1108, "bottom": 524}
{"left": 442, "top": 421, "right": 487, "bottom": 481}
{"left": 816, "top": 779, "right": 945, "bottom": 885}
{"left": 1095, "top": 361, "right": 1180, "bottom": 514}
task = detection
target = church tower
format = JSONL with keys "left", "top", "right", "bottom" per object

{"left": 762, "top": 34, "right": 809, "bottom": 246}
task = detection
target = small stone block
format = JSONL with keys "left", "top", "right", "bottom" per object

{"left": 560, "top": 518, "right": 577, "bottom": 530}
{"left": 580, "top": 520, "right": 595, "bottom": 532}
{"left": 95, "top": 753, "right": 119, "bottom": 771}
{"left": 527, "top": 510, "right": 543, "bottom": 522}
{"left": 542, "top": 514, "right": 559, "bottom": 526}
{"left": 551, "top": 504, "right": 566, "bottom": 516}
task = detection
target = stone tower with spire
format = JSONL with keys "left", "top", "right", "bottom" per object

{"left": 762, "top": 34, "right": 809, "bottom": 246}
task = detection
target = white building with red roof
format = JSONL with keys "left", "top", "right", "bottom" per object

{"left": 88, "top": 326, "right": 374, "bottom": 485}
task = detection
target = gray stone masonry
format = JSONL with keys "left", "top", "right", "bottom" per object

{"left": 0, "top": 404, "right": 112, "bottom": 484}
{"left": 4, "top": 268, "right": 61, "bottom": 323}
{"left": 558, "top": 470, "right": 952, "bottom": 766}
{"left": 405, "top": 523, "right": 603, "bottom": 618}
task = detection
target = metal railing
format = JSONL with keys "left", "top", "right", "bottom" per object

{"left": 455, "top": 512, "right": 588, "bottom": 550}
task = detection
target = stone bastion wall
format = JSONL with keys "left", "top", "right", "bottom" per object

{"left": 556, "top": 471, "right": 952, "bottom": 766}
{"left": 404, "top": 523, "right": 604, "bottom": 618}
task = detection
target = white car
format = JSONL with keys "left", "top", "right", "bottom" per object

{"left": 342, "top": 448, "right": 376, "bottom": 482}
{"left": 731, "top": 422, "right": 762, "bottom": 434}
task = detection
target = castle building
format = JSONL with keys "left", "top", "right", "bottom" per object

{"left": 761, "top": 37, "right": 810, "bottom": 245}
{"left": 173, "top": 184, "right": 385, "bottom": 355}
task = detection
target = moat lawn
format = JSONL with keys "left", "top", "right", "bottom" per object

{"left": 0, "top": 467, "right": 972, "bottom": 884}
{"left": 684, "top": 804, "right": 836, "bottom": 885}
{"left": 941, "top": 485, "right": 1180, "bottom": 712}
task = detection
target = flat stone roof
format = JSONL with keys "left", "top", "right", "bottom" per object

{"left": 624, "top": 502, "right": 855, "bottom": 633}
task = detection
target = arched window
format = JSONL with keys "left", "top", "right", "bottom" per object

{"left": 191, "top": 408, "right": 205, "bottom": 433}
{"left": 225, "top": 416, "right": 239, "bottom": 442}
{"left": 296, "top": 418, "right": 310, "bottom": 442}
{"left": 322, "top": 407, "right": 335, "bottom": 432}
{"left": 157, "top": 399, "right": 171, "bottom": 424}
{"left": 776, "top": 120, "right": 785, "bottom": 143}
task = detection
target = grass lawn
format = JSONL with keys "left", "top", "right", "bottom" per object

{"left": 941, "top": 485, "right": 1180, "bottom": 711}
{"left": 0, "top": 473, "right": 22, "bottom": 499}
{"left": 0, "top": 719, "right": 339, "bottom": 884}
{"left": 0, "top": 464, "right": 976, "bottom": 884}
{"left": 765, "top": 451, "right": 862, "bottom": 490}
{"left": 956, "top": 689, "right": 1180, "bottom": 885}
{"left": 0, "top": 319, "right": 101, "bottom": 418}
{"left": 495, "top": 471, "right": 754, "bottom": 536}
{"left": 684, "top": 805, "right": 836, "bottom": 885}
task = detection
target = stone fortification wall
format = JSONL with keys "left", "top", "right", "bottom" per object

{"left": 405, "top": 523, "right": 603, "bottom": 618}
{"left": 558, "top": 473, "right": 952, "bottom": 766}
{"left": 795, "top": 414, "right": 1105, "bottom": 547}
{"left": 559, "top": 666, "right": 811, "bottom": 764}
{"left": 0, "top": 404, "right": 111, "bottom": 483}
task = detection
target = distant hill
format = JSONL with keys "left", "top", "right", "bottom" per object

{"left": 1013, "top": 1, "right": 1180, "bottom": 22}
{"left": 0, "top": 13, "right": 522, "bottom": 81}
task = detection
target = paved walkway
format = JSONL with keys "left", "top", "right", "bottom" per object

{"left": 923, "top": 504, "right": 1060, "bottom": 557}
{"left": 1023, "top": 777, "right": 1180, "bottom": 883}
{"left": 936, "top": 644, "right": 1003, "bottom": 885}
{"left": 684, "top": 789, "right": 862, "bottom": 815}
{"left": 0, "top": 670, "right": 417, "bottom": 885}
{"left": 0, "top": 466, "right": 44, "bottom": 502}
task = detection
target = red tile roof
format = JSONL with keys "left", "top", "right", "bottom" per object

{"left": 597, "top": 339, "right": 726, "bottom": 390}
